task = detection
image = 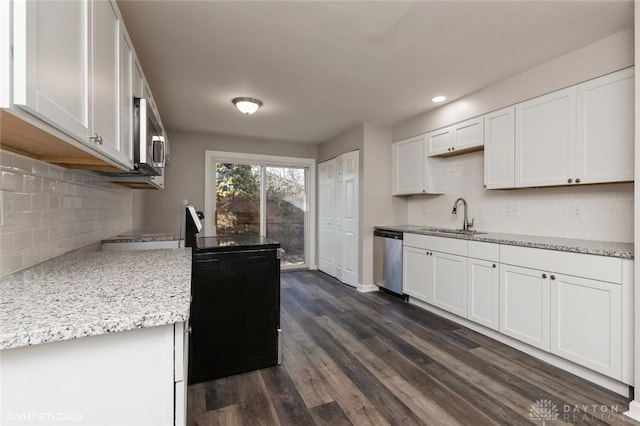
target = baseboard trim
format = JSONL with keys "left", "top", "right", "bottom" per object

{"left": 625, "top": 400, "right": 640, "bottom": 421}
{"left": 357, "top": 284, "right": 378, "bottom": 293}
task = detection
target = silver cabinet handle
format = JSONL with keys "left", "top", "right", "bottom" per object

{"left": 88, "top": 134, "right": 103, "bottom": 145}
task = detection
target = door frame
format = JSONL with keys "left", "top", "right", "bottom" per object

{"left": 204, "top": 150, "right": 317, "bottom": 270}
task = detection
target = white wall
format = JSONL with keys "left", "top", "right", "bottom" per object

{"left": 393, "top": 27, "right": 634, "bottom": 244}
{"left": 133, "top": 130, "right": 317, "bottom": 232}
{"left": 0, "top": 150, "right": 133, "bottom": 277}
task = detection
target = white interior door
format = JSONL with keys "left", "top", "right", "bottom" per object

{"left": 317, "top": 159, "right": 336, "bottom": 275}
{"left": 340, "top": 151, "right": 359, "bottom": 287}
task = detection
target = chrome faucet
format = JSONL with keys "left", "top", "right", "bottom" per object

{"left": 452, "top": 197, "right": 474, "bottom": 231}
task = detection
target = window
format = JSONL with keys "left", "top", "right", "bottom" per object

{"left": 204, "top": 151, "right": 316, "bottom": 270}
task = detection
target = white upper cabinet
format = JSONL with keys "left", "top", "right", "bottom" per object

{"left": 13, "top": 0, "right": 91, "bottom": 140}
{"left": 392, "top": 135, "right": 444, "bottom": 195}
{"left": 91, "top": 0, "right": 125, "bottom": 164}
{"left": 486, "top": 68, "right": 634, "bottom": 189}
{"left": 515, "top": 86, "right": 577, "bottom": 188}
{"left": 575, "top": 67, "right": 634, "bottom": 184}
{"left": 427, "top": 117, "right": 484, "bottom": 157}
{"left": 1, "top": 0, "right": 11, "bottom": 108}
{"left": 483, "top": 107, "right": 515, "bottom": 189}
{"left": 10, "top": 0, "right": 163, "bottom": 173}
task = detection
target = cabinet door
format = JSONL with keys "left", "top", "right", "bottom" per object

{"left": 484, "top": 107, "right": 515, "bottom": 189}
{"left": 431, "top": 251, "right": 467, "bottom": 317}
{"left": 500, "top": 264, "right": 550, "bottom": 350}
{"left": 453, "top": 117, "right": 484, "bottom": 152}
{"left": 13, "top": 0, "right": 91, "bottom": 139}
{"left": 403, "top": 246, "right": 431, "bottom": 302}
{"left": 467, "top": 258, "right": 499, "bottom": 330}
{"left": 427, "top": 127, "right": 453, "bottom": 156}
{"left": 576, "top": 68, "right": 634, "bottom": 184}
{"left": 515, "top": 87, "right": 576, "bottom": 188}
{"left": 1, "top": 0, "right": 10, "bottom": 108}
{"left": 392, "top": 136, "right": 426, "bottom": 194}
{"left": 91, "top": 0, "right": 124, "bottom": 162}
{"left": 550, "top": 274, "right": 622, "bottom": 379}
{"left": 118, "top": 29, "right": 134, "bottom": 168}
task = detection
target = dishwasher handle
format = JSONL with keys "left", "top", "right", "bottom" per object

{"left": 373, "top": 229, "right": 403, "bottom": 240}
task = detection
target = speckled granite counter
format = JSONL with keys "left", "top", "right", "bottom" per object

{"left": 374, "top": 225, "right": 634, "bottom": 259}
{"left": 102, "top": 230, "right": 180, "bottom": 244}
{"left": 0, "top": 248, "right": 191, "bottom": 350}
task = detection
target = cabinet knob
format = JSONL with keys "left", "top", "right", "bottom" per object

{"left": 575, "top": 178, "right": 581, "bottom": 183}
{"left": 451, "top": 147, "right": 455, "bottom": 151}
{"left": 447, "top": 148, "right": 451, "bottom": 151}
{"left": 484, "top": 184, "right": 487, "bottom": 188}
{"left": 542, "top": 273, "right": 547, "bottom": 279}
{"left": 550, "top": 275, "right": 556, "bottom": 280}
{"left": 492, "top": 264, "right": 496, "bottom": 268}
{"left": 567, "top": 178, "right": 573, "bottom": 183}
{"left": 88, "top": 134, "right": 103, "bottom": 145}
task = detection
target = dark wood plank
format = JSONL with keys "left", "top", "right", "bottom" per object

{"left": 260, "top": 365, "right": 316, "bottom": 426}
{"left": 309, "top": 401, "right": 353, "bottom": 426}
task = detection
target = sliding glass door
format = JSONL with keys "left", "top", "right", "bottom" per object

{"left": 207, "top": 153, "right": 314, "bottom": 270}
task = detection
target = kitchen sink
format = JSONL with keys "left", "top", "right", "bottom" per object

{"left": 417, "top": 227, "right": 487, "bottom": 235}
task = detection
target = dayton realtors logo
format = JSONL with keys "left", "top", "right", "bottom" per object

{"left": 529, "top": 399, "right": 622, "bottom": 423}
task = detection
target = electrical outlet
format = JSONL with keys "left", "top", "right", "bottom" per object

{"left": 570, "top": 204, "right": 584, "bottom": 219}
{"left": 505, "top": 205, "right": 518, "bottom": 217}
{"left": 1, "top": 191, "right": 15, "bottom": 226}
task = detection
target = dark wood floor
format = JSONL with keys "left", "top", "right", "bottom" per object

{"left": 187, "top": 270, "right": 637, "bottom": 425}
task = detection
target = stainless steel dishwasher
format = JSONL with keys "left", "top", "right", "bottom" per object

{"left": 373, "top": 229, "right": 404, "bottom": 297}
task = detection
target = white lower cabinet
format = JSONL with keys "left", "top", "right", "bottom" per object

{"left": 550, "top": 274, "right": 622, "bottom": 379}
{"left": 431, "top": 251, "right": 467, "bottom": 317}
{"left": 500, "top": 264, "right": 551, "bottom": 351}
{"left": 403, "top": 246, "right": 432, "bottom": 303}
{"left": 403, "top": 234, "right": 631, "bottom": 387}
{"left": 0, "top": 322, "right": 187, "bottom": 425}
{"left": 467, "top": 258, "right": 499, "bottom": 330}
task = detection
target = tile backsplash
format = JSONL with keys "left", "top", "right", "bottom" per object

{"left": 408, "top": 151, "right": 633, "bottom": 243}
{"left": 0, "top": 150, "right": 133, "bottom": 277}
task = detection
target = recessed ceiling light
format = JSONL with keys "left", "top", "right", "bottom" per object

{"left": 432, "top": 96, "right": 446, "bottom": 103}
{"left": 232, "top": 97, "right": 263, "bottom": 115}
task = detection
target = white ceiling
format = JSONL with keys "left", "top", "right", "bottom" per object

{"left": 117, "top": 0, "right": 633, "bottom": 144}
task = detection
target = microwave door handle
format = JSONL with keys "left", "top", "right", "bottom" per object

{"left": 153, "top": 137, "right": 166, "bottom": 168}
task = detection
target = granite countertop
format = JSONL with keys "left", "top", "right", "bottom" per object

{"left": 0, "top": 248, "right": 192, "bottom": 350}
{"left": 102, "top": 230, "right": 180, "bottom": 243}
{"left": 195, "top": 235, "right": 281, "bottom": 253}
{"left": 374, "top": 225, "right": 634, "bottom": 259}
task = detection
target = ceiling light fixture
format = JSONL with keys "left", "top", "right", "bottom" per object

{"left": 432, "top": 95, "right": 446, "bottom": 103}
{"left": 232, "top": 97, "right": 263, "bottom": 115}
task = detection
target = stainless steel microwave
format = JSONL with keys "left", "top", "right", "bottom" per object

{"left": 133, "top": 97, "right": 167, "bottom": 175}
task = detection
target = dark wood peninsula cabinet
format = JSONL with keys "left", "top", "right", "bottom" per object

{"left": 188, "top": 236, "right": 281, "bottom": 385}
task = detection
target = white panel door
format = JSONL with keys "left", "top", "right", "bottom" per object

{"left": 500, "top": 264, "right": 550, "bottom": 350}
{"left": 515, "top": 87, "right": 576, "bottom": 188}
{"left": 484, "top": 106, "right": 515, "bottom": 189}
{"left": 427, "top": 127, "right": 453, "bottom": 156}
{"left": 431, "top": 251, "right": 467, "bottom": 317}
{"left": 403, "top": 246, "right": 431, "bottom": 302}
{"left": 467, "top": 258, "right": 499, "bottom": 330}
{"left": 576, "top": 68, "right": 634, "bottom": 184}
{"left": 452, "top": 117, "right": 484, "bottom": 152}
{"left": 91, "top": 0, "right": 123, "bottom": 162}
{"left": 118, "top": 28, "right": 134, "bottom": 168}
{"left": 340, "top": 151, "right": 359, "bottom": 287}
{"left": 550, "top": 274, "right": 622, "bottom": 379}
{"left": 318, "top": 160, "right": 336, "bottom": 275}
{"left": 392, "top": 135, "right": 426, "bottom": 194}
{"left": 13, "top": 0, "right": 91, "bottom": 139}
{"left": 334, "top": 157, "right": 344, "bottom": 282}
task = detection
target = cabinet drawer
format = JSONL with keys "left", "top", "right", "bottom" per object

{"left": 404, "top": 233, "right": 467, "bottom": 256}
{"left": 500, "top": 245, "right": 621, "bottom": 283}
{"left": 468, "top": 241, "right": 499, "bottom": 261}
